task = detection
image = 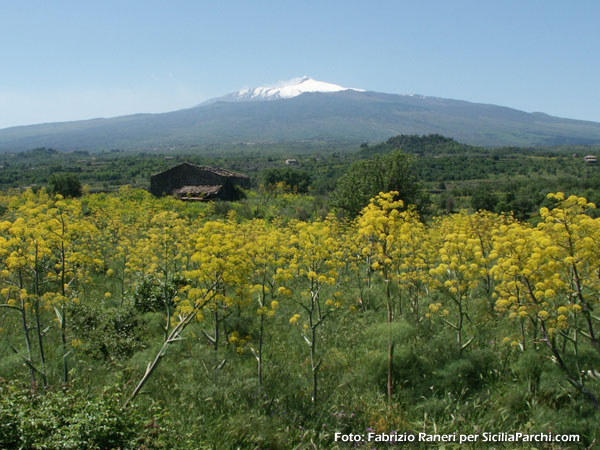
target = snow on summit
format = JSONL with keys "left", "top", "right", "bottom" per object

{"left": 208, "top": 77, "right": 364, "bottom": 103}
{"left": 240, "top": 76, "right": 363, "bottom": 100}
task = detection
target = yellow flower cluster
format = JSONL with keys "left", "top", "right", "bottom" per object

{"left": 289, "top": 314, "right": 301, "bottom": 324}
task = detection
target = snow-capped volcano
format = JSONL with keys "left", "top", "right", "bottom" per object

{"left": 5, "top": 76, "right": 600, "bottom": 151}
{"left": 205, "top": 76, "right": 364, "bottom": 104}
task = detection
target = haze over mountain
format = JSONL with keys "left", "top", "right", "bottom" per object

{"left": 1, "top": 77, "right": 600, "bottom": 152}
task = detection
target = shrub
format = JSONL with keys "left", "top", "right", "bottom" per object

{"left": 131, "top": 274, "right": 184, "bottom": 313}
{"left": 0, "top": 382, "right": 164, "bottom": 450}
{"left": 69, "top": 304, "right": 145, "bottom": 361}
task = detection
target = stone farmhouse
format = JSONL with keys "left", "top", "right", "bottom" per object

{"left": 150, "top": 163, "right": 250, "bottom": 201}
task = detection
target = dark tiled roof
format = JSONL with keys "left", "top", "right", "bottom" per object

{"left": 152, "top": 162, "right": 249, "bottom": 179}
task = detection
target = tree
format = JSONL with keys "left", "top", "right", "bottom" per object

{"left": 471, "top": 185, "right": 498, "bottom": 212}
{"left": 332, "top": 151, "right": 427, "bottom": 217}
{"left": 49, "top": 174, "right": 82, "bottom": 198}
{"left": 260, "top": 168, "right": 311, "bottom": 193}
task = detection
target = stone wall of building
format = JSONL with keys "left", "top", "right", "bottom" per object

{"left": 150, "top": 163, "right": 250, "bottom": 197}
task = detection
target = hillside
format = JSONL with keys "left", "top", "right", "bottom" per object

{"left": 2, "top": 87, "right": 600, "bottom": 152}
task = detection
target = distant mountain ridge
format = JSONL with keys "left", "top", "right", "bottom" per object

{"left": 1, "top": 77, "right": 600, "bottom": 151}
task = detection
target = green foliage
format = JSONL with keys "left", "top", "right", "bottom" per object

{"left": 0, "top": 382, "right": 165, "bottom": 450}
{"left": 513, "top": 350, "right": 545, "bottom": 393}
{"left": 3, "top": 137, "right": 600, "bottom": 223}
{"left": 69, "top": 304, "right": 145, "bottom": 361}
{"left": 211, "top": 199, "right": 233, "bottom": 217}
{"left": 361, "top": 134, "right": 468, "bottom": 155}
{"left": 49, "top": 173, "right": 82, "bottom": 198}
{"left": 260, "top": 167, "right": 311, "bottom": 193}
{"left": 365, "top": 320, "right": 417, "bottom": 347}
{"left": 495, "top": 188, "right": 536, "bottom": 220}
{"left": 333, "top": 150, "right": 427, "bottom": 216}
{"left": 470, "top": 185, "right": 498, "bottom": 211}
{"left": 434, "top": 350, "right": 497, "bottom": 394}
{"left": 131, "top": 274, "right": 183, "bottom": 313}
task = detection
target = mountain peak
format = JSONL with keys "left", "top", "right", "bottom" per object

{"left": 208, "top": 76, "right": 364, "bottom": 104}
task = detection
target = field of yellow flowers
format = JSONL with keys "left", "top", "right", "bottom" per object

{"left": 0, "top": 188, "right": 598, "bottom": 448}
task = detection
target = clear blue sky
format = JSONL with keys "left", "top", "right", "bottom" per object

{"left": 1, "top": 0, "right": 599, "bottom": 129}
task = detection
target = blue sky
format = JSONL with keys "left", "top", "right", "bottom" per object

{"left": 1, "top": 0, "right": 599, "bottom": 129}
